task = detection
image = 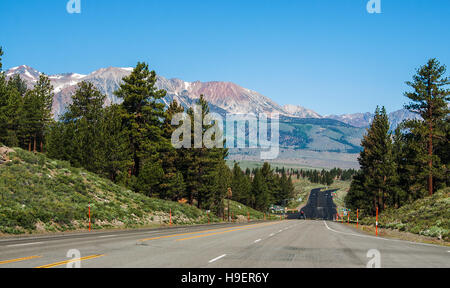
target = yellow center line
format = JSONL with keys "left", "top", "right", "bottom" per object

{"left": 0, "top": 255, "right": 42, "bottom": 265}
{"left": 176, "top": 222, "right": 280, "bottom": 241}
{"left": 138, "top": 222, "right": 281, "bottom": 243}
{"left": 35, "top": 254, "right": 105, "bottom": 268}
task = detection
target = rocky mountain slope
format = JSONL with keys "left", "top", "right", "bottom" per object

{"left": 326, "top": 110, "right": 421, "bottom": 128}
{"left": 5, "top": 65, "right": 418, "bottom": 129}
{"left": 3, "top": 65, "right": 422, "bottom": 168}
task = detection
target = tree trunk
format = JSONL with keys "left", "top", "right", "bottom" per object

{"left": 377, "top": 188, "right": 383, "bottom": 213}
{"left": 33, "top": 135, "right": 36, "bottom": 153}
{"left": 428, "top": 105, "right": 433, "bottom": 196}
{"left": 383, "top": 175, "right": 387, "bottom": 210}
{"left": 374, "top": 195, "right": 377, "bottom": 216}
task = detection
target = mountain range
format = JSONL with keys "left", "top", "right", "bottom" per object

{"left": 4, "top": 65, "right": 418, "bottom": 127}
{"left": 3, "top": 65, "right": 421, "bottom": 168}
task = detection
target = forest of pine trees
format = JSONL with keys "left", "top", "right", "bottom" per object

{"left": 0, "top": 47, "right": 54, "bottom": 154}
{"left": 345, "top": 59, "right": 449, "bottom": 216}
{"left": 3, "top": 45, "right": 446, "bottom": 219}
{"left": 289, "top": 167, "right": 357, "bottom": 186}
{"left": 0, "top": 49, "right": 298, "bottom": 217}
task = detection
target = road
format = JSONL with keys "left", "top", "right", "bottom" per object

{"left": 288, "top": 188, "right": 337, "bottom": 220}
{"left": 0, "top": 190, "right": 448, "bottom": 268}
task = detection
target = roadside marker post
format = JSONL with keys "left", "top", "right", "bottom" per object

{"left": 207, "top": 211, "right": 210, "bottom": 225}
{"left": 347, "top": 212, "right": 350, "bottom": 224}
{"left": 248, "top": 212, "right": 250, "bottom": 222}
{"left": 356, "top": 209, "right": 359, "bottom": 228}
{"left": 88, "top": 204, "right": 91, "bottom": 232}
{"left": 376, "top": 207, "right": 378, "bottom": 236}
{"left": 170, "top": 209, "right": 172, "bottom": 227}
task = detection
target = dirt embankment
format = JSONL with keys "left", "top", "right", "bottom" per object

{"left": 0, "top": 146, "right": 15, "bottom": 164}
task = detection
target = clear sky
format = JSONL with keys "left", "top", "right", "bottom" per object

{"left": 0, "top": 0, "right": 449, "bottom": 115}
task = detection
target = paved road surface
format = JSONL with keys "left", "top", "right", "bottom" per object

{"left": 0, "top": 189, "right": 448, "bottom": 268}
{"left": 288, "top": 188, "right": 337, "bottom": 220}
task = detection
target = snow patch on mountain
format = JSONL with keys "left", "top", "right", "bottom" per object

{"left": 283, "top": 104, "right": 322, "bottom": 118}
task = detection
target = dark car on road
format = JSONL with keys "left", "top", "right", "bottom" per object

{"left": 298, "top": 210, "right": 306, "bottom": 220}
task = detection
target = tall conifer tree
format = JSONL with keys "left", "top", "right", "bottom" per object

{"left": 404, "top": 58, "right": 449, "bottom": 195}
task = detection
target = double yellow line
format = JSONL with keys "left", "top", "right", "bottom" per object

{"left": 138, "top": 221, "right": 280, "bottom": 243}
{"left": 35, "top": 254, "right": 105, "bottom": 268}
{"left": 0, "top": 254, "right": 105, "bottom": 268}
{"left": 0, "top": 255, "right": 42, "bottom": 265}
{"left": 2, "top": 222, "right": 278, "bottom": 268}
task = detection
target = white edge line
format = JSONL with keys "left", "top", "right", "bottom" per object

{"left": 209, "top": 254, "right": 227, "bottom": 263}
{"left": 269, "top": 233, "right": 275, "bottom": 237}
{"left": 7, "top": 241, "right": 44, "bottom": 247}
{"left": 254, "top": 239, "right": 262, "bottom": 243}
{"left": 98, "top": 235, "right": 115, "bottom": 238}
{"left": 323, "top": 221, "right": 447, "bottom": 248}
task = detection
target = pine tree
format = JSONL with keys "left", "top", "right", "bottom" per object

{"left": 2, "top": 78, "right": 25, "bottom": 147}
{"left": 182, "top": 95, "right": 228, "bottom": 209}
{"left": 260, "top": 162, "right": 277, "bottom": 204}
{"left": 8, "top": 74, "right": 28, "bottom": 97}
{"left": 22, "top": 74, "right": 54, "bottom": 152}
{"left": 47, "top": 121, "right": 76, "bottom": 162}
{"left": 345, "top": 172, "right": 369, "bottom": 214}
{"left": 252, "top": 168, "right": 270, "bottom": 211}
{"left": 50, "top": 82, "right": 106, "bottom": 172}
{"left": 404, "top": 58, "right": 449, "bottom": 195}
{"left": 208, "top": 162, "right": 232, "bottom": 217}
{"left": 114, "top": 62, "right": 167, "bottom": 179}
{"left": 231, "top": 163, "right": 252, "bottom": 205}
{"left": 278, "top": 169, "right": 290, "bottom": 205}
{"left": 159, "top": 100, "right": 186, "bottom": 200}
{"left": 0, "top": 46, "right": 3, "bottom": 72}
{"left": 349, "top": 107, "right": 396, "bottom": 215}
{"left": 0, "top": 63, "right": 8, "bottom": 144}
{"left": 64, "top": 81, "right": 105, "bottom": 121}
{"left": 390, "top": 126, "right": 408, "bottom": 207}
{"left": 98, "top": 104, "right": 133, "bottom": 183}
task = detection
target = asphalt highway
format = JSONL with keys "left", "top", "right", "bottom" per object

{"left": 288, "top": 188, "right": 337, "bottom": 220}
{"left": 0, "top": 190, "right": 448, "bottom": 268}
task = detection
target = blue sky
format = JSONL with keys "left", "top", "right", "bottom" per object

{"left": 1, "top": 0, "right": 449, "bottom": 115}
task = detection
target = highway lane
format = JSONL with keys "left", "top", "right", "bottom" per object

{"left": 288, "top": 188, "right": 337, "bottom": 220}
{"left": 0, "top": 219, "right": 448, "bottom": 268}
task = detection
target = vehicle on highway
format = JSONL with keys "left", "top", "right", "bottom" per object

{"left": 298, "top": 210, "right": 306, "bottom": 220}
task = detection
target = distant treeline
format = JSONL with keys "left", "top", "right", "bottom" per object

{"left": 273, "top": 167, "right": 357, "bottom": 186}
{"left": 231, "top": 163, "right": 295, "bottom": 211}
{"left": 345, "top": 59, "right": 449, "bottom": 216}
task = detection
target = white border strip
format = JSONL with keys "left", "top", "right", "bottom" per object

{"left": 7, "top": 241, "right": 43, "bottom": 247}
{"left": 209, "top": 254, "right": 227, "bottom": 263}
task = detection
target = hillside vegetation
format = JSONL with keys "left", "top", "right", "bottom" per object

{"left": 0, "top": 146, "right": 222, "bottom": 235}
{"left": 360, "top": 188, "right": 450, "bottom": 241}
{"left": 228, "top": 200, "right": 278, "bottom": 221}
